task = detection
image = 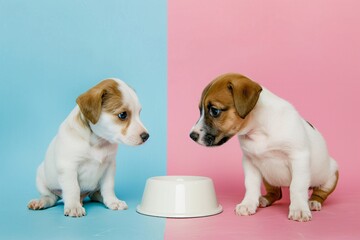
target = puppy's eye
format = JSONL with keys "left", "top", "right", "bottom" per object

{"left": 209, "top": 107, "right": 221, "bottom": 118}
{"left": 118, "top": 112, "right": 128, "bottom": 120}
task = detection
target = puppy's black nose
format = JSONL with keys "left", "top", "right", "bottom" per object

{"left": 190, "top": 132, "right": 199, "bottom": 141}
{"left": 140, "top": 132, "right": 149, "bottom": 142}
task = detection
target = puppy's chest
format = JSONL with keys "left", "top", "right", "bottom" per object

{"left": 77, "top": 161, "right": 108, "bottom": 191}
{"left": 88, "top": 144, "right": 117, "bottom": 163}
{"left": 77, "top": 145, "right": 117, "bottom": 191}
{"left": 240, "top": 137, "right": 292, "bottom": 186}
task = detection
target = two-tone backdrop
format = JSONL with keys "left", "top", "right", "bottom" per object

{"left": 1, "top": 0, "right": 359, "bottom": 239}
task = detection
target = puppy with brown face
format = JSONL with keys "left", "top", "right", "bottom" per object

{"left": 28, "top": 78, "right": 149, "bottom": 217}
{"left": 190, "top": 73, "right": 339, "bottom": 222}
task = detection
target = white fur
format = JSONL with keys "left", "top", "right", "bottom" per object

{"left": 28, "top": 79, "right": 148, "bottom": 217}
{"left": 192, "top": 87, "right": 338, "bottom": 222}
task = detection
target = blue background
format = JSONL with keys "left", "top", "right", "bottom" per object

{"left": 0, "top": 1, "right": 167, "bottom": 239}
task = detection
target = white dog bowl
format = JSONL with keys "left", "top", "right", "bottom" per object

{"left": 137, "top": 176, "right": 222, "bottom": 218}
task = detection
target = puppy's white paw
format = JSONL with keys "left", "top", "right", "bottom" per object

{"left": 28, "top": 199, "right": 46, "bottom": 210}
{"left": 308, "top": 200, "right": 322, "bottom": 211}
{"left": 235, "top": 202, "right": 258, "bottom": 216}
{"left": 259, "top": 196, "right": 270, "bottom": 208}
{"left": 105, "top": 199, "right": 128, "bottom": 210}
{"left": 64, "top": 203, "right": 86, "bottom": 217}
{"left": 288, "top": 206, "right": 312, "bottom": 222}
{"left": 28, "top": 197, "right": 56, "bottom": 210}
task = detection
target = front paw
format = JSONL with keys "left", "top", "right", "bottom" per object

{"left": 235, "top": 201, "right": 258, "bottom": 216}
{"left": 105, "top": 199, "right": 128, "bottom": 210}
{"left": 288, "top": 205, "right": 312, "bottom": 222}
{"left": 64, "top": 203, "right": 86, "bottom": 217}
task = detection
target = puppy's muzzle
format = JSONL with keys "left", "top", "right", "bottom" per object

{"left": 190, "top": 131, "right": 230, "bottom": 147}
{"left": 204, "top": 134, "right": 215, "bottom": 146}
{"left": 190, "top": 131, "right": 216, "bottom": 146}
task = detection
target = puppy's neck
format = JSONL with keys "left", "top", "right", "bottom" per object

{"left": 237, "top": 90, "right": 267, "bottom": 137}
{"left": 89, "top": 132, "right": 111, "bottom": 148}
{"left": 69, "top": 106, "right": 112, "bottom": 147}
{"left": 237, "top": 112, "right": 256, "bottom": 136}
{"left": 76, "top": 108, "right": 91, "bottom": 129}
{"left": 238, "top": 88, "right": 282, "bottom": 139}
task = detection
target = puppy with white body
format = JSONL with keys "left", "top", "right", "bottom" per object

{"left": 190, "top": 73, "right": 338, "bottom": 222}
{"left": 28, "top": 78, "right": 149, "bottom": 217}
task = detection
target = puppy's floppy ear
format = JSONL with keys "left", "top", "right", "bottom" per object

{"left": 228, "top": 76, "right": 262, "bottom": 119}
{"left": 76, "top": 85, "right": 106, "bottom": 124}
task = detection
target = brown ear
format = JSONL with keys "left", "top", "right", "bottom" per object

{"left": 228, "top": 76, "right": 262, "bottom": 119}
{"left": 76, "top": 86, "right": 106, "bottom": 124}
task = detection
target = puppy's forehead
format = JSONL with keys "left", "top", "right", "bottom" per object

{"left": 113, "top": 78, "right": 141, "bottom": 109}
{"left": 99, "top": 79, "right": 123, "bottom": 112}
{"left": 200, "top": 77, "right": 233, "bottom": 108}
{"left": 99, "top": 78, "right": 141, "bottom": 114}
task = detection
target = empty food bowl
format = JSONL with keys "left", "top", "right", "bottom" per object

{"left": 137, "top": 176, "right": 223, "bottom": 218}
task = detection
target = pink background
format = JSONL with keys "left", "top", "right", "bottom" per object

{"left": 167, "top": 0, "right": 360, "bottom": 239}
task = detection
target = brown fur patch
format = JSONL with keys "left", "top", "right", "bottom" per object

{"left": 309, "top": 171, "right": 339, "bottom": 204}
{"left": 101, "top": 80, "right": 123, "bottom": 114}
{"left": 260, "top": 178, "right": 283, "bottom": 207}
{"left": 226, "top": 74, "right": 262, "bottom": 119}
{"left": 76, "top": 79, "right": 121, "bottom": 124}
{"left": 76, "top": 111, "right": 90, "bottom": 129}
{"left": 119, "top": 108, "right": 131, "bottom": 136}
{"left": 199, "top": 73, "right": 262, "bottom": 143}
{"left": 76, "top": 79, "right": 128, "bottom": 127}
{"left": 261, "top": 172, "right": 339, "bottom": 208}
{"left": 100, "top": 80, "right": 131, "bottom": 136}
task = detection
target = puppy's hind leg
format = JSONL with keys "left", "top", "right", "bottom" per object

{"left": 28, "top": 163, "right": 59, "bottom": 210}
{"left": 28, "top": 195, "right": 58, "bottom": 210}
{"left": 90, "top": 189, "right": 128, "bottom": 210}
{"left": 89, "top": 190, "right": 103, "bottom": 203}
{"left": 259, "top": 178, "right": 282, "bottom": 208}
{"left": 309, "top": 170, "right": 339, "bottom": 211}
